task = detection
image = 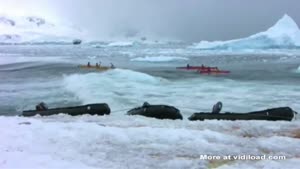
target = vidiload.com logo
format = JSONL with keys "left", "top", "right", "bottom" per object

{"left": 200, "top": 154, "right": 286, "bottom": 161}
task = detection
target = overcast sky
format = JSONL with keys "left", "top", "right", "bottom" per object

{"left": 0, "top": 0, "right": 299, "bottom": 41}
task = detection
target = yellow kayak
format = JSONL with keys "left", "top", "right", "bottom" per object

{"left": 78, "top": 65, "right": 114, "bottom": 71}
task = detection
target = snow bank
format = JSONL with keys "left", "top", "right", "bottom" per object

{"left": 1, "top": 116, "right": 300, "bottom": 169}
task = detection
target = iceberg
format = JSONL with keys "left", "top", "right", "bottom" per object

{"left": 192, "top": 14, "right": 300, "bottom": 50}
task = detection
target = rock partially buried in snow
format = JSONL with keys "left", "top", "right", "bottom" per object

{"left": 18, "top": 122, "right": 31, "bottom": 125}
{"left": 26, "top": 16, "right": 46, "bottom": 26}
{"left": 0, "top": 16, "right": 15, "bottom": 26}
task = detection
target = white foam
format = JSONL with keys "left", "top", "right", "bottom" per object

{"left": 63, "top": 69, "right": 300, "bottom": 113}
{"left": 107, "top": 41, "right": 134, "bottom": 47}
{"left": 295, "top": 65, "right": 300, "bottom": 73}
{"left": 63, "top": 69, "right": 166, "bottom": 109}
{"left": 131, "top": 56, "right": 189, "bottom": 62}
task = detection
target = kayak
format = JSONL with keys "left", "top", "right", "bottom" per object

{"left": 199, "top": 70, "right": 230, "bottom": 74}
{"left": 188, "top": 107, "right": 296, "bottom": 121}
{"left": 78, "top": 65, "right": 114, "bottom": 71}
{"left": 127, "top": 102, "right": 183, "bottom": 120}
{"left": 176, "top": 66, "right": 216, "bottom": 70}
{"left": 176, "top": 66, "right": 230, "bottom": 74}
{"left": 22, "top": 103, "right": 111, "bottom": 117}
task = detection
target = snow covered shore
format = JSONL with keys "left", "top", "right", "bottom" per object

{"left": 1, "top": 115, "right": 300, "bottom": 169}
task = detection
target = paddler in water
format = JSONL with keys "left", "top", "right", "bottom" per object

{"left": 110, "top": 63, "right": 115, "bottom": 69}
{"left": 212, "top": 101, "right": 222, "bottom": 114}
{"left": 187, "top": 64, "right": 190, "bottom": 68}
{"left": 87, "top": 62, "right": 91, "bottom": 67}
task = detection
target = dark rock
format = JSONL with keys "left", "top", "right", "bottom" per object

{"left": 27, "top": 17, "right": 46, "bottom": 26}
{"left": 18, "top": 122, "right": 31, "bottom": 125}
{"left": 0, "top": 17, "right": 15, "bottom": 26}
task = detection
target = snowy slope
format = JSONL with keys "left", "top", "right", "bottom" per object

{"left": 192, "top": 14, "right": 300, "bottom": 50}
{"left": 0, "top": 15, "right": 84, "bottom": 44}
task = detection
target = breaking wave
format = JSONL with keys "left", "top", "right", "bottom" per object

{"left": 63, "top": 69, "right": 167, "bottom": 109}
{"left": 107, "top": 41, "right": 134, "bottom": 47}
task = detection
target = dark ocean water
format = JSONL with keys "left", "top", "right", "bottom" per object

{"left": 1, "top": 44, "right": 300, "bottom": 116}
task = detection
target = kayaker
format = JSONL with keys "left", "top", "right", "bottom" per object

{"left": 143, "top": 102, "right": 150, "bottom": 107}
{"left": 36, "top": 102, "right": 48, "bottom": 111}
{"left": 96, "top": 63, "right": 99, "bottom": 67}
{"left": 212, "top": 101, "right": 222, "bottom": 114}
{"left": 187, "top": 64, "right": 190, "bottom": 68}
{"left": 110, "top": 63, "right": 115, "bottom": 68}
{"left": 87, "top": 62, "right": 91, "bottom": 67}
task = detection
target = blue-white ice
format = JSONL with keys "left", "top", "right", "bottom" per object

{"left": 192, "top": 14, "right": 300, "bottom": 50}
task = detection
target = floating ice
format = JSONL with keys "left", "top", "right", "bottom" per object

{"left": 131, "top": 56, "right": 189, "bottom": 62}
{"left": 192, "top": 14, "right": 300, "bottom": 50}
{"left": 107, "top": 41, "right": 134, "bottom": 47}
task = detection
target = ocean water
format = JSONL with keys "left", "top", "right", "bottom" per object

{"left": 1, "top": 44, "right": 300, "bottom": 116}
{"left": 2, "top": 13, "right": 300, "bottom": 168}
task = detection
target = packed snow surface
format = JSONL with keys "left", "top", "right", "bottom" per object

{"left": 1, "top": 116, "right": 300, "bottom": 169}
